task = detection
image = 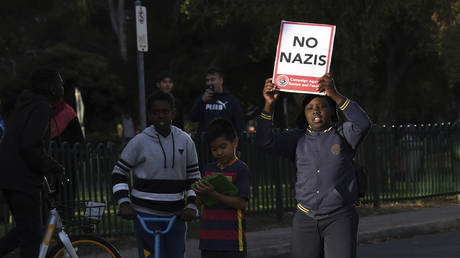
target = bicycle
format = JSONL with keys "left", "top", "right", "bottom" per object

{"left": 38, "top": 177, "right": 121, "bottom": 258}
{"left": 136, "top": 214, "right": 177, "bottom": 258}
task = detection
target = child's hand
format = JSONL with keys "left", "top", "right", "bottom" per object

{"left": 195, "top": 195, "right": 203, "bottom": 206}
{"left": 263, "top": 78, "right": 279, "bottom": 111}
{"left": 193, "top": 180, "right": 216, "bottom": 195}
{"left": 119, "top": 202, "right": 136, "bottom": 220}
{"left": 318, "top": 73, "right": 343, "bottom": 104}
{"left": 318, "top": 73, "right": 337, "bottom": 96}
{"left": 179, "top": 207, "right": 199, "bottom": 221}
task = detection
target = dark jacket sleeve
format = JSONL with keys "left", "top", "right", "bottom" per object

{"left": 189, "top": 97, "right": 204, "bottom": 123}
{"left": 21, "top": 103, "right": 63, "bottom": 176}
{"left": 337, "top": 98, "right": 372, "bottom": 150}
{"left": 255, "top": 111, "right": 301, "bottom": 161}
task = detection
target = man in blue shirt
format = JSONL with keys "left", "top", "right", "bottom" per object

{"left": 190, "top": 67, "right": 245, "bottom": 139}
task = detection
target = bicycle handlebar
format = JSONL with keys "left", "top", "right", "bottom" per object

{"left": 42, "top": 176, "right": 70, "bottom": 196}
{"left": 136, "top": 214, "right": 177, "bottom": 235}
{"left": 43, "top": 176, "right": 55, "bottom": 195}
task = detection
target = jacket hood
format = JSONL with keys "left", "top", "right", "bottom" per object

{"left": 15, "top": 90, "right": 49, "bottom": 111}
{"left": 142, "top": 125, "right": 179, "bottom": 139}
{"left": 141, "top": 125, "right": 180, "bottom": 168}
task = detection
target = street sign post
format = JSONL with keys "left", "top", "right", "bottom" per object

{"left": 135, "top": 1, "right": 147, "bottom": 130}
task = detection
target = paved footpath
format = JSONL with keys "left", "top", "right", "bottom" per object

{"left": 118, "top": 204, "right": 460, "bottom": 258}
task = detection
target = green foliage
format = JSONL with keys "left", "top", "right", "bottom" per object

{"left": 33, "top": 44, "right": 124, "bottom": 131}
{"left": 438, "top": 1, "right": 460, "bottom": 88}
{"left": 1, "top": 0, "right": 459, "bottom": 139}
{"left": 0, "top": 0, "right": 128, "bottom": 139}
{"left": 175, "top": 0, "right": 459, "bottom": 124}
{"left": 0, "top": 43, "right": 124, "bottom": 133}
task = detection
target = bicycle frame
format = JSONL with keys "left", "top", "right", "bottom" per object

{"left": 137, "top": 214, "right": 177, "bottom": 258}
{"left": 37, "top": 177, "right": 78, "bottom": 258}
{"left": 38, "top": 207, "right": 78, "bottom": 258}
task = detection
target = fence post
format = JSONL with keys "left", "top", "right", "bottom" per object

{"left": 274, "top": 156, "right": 283, "bottom": 221}
{"left": 368, "top": 130, "right": 380, "bottom": 209}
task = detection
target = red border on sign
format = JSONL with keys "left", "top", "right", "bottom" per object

{"left": 272, "top": 21, "right": 335, "bottom": 94}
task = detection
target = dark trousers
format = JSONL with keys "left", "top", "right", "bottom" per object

{"left": 0, "top": 189, "right": 43, "bottom": 258}
{"left": 292, "top": 208, "right": 359, "bottom": 258}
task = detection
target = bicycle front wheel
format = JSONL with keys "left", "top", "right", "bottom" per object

{"left": 47, "top": 235, "right": 121, "bottom": 258}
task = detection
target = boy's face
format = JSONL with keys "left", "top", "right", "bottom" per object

{"left": 156, "top": 77, "right": 174, "bottom": 93}
{"left": 304, "top": 97, "right": 333, "bottom": 131}
{"left": 205, "top": 73, "right": 223, "bottom": 93}
{"left": 210, "top": 136, "right": 238, "bottom": 165}
{"left": 148, "top": 100, "right": 176, "bottom": 135}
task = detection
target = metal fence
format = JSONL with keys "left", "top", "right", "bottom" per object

{"left": 358, "top": 123, "right": 460, "bottom": 207}
{"left": 1, "top": 123, "right": 459, "bottom": 237}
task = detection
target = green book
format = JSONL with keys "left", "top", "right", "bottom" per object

{"left": 192, "top": 173, "right": 239, "bottom": 207}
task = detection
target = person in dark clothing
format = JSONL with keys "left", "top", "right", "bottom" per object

{"left": 256, "top": 73, "right": 371, "bottom": 258}
{"left": 155, "top": 72, "right": 185, "bottom": 130}
{"left": 0, "top": 68, "right": 65, "bottom": 257}
{"left": 190, "top": 67, "right": 245, "bottom": 139}
{"left": 190, "top": 67, "right": 246, "bottom": 169}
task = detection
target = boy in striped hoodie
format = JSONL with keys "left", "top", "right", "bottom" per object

{"left": 112, "top": 91, "right": 201, "bottom": 258}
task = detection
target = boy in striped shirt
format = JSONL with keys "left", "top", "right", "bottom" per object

{"left": 112, "top": 91, "right": 201, "bottom": 258}
{"left": 193, "top": 118, "right": 250, "bottom": 258}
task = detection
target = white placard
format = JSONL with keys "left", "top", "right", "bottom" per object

{"left": 273, "top": 21, "right": 336, "bottom": 94}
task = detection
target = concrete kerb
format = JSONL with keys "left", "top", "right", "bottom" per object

{"left": 246, "top": 205, "right": 460, "bottom": 258}
{"left": 358, "top": 218, "right": 460, "bottom": 243}
{"left": 357, "top": 206, "right": 460, "bottom": 244}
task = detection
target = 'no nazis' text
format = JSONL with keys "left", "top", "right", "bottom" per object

{"left": 279, "top": 36, "right": 327, "bottom": 66}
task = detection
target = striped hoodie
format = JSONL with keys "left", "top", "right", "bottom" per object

{"left": 112, "top": 125, "right": 201, "bottom": 216}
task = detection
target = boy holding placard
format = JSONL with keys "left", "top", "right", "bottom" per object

{"left": 192, "top": 118, "right": 250, "bottom": 258}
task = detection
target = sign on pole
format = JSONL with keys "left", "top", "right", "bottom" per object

{"left": 136, "top": 6, "right": 148, "bottom": 52}
{"left": 272, "top": 21, "right": 336, "bottom": 95}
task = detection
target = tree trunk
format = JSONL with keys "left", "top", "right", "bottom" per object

{"left": 377, "top": 34, "right": 413, "bottom": 124}
{"left": 108, "top": 0, "right": 127, "bottom": 61}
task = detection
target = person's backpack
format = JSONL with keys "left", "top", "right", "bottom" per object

{"left": 352, "top": 160, "right": 368, "bottom": 198}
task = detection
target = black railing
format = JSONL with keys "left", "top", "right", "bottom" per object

{"left": 1, "top": 123, "right": 459, "bottom": 237}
